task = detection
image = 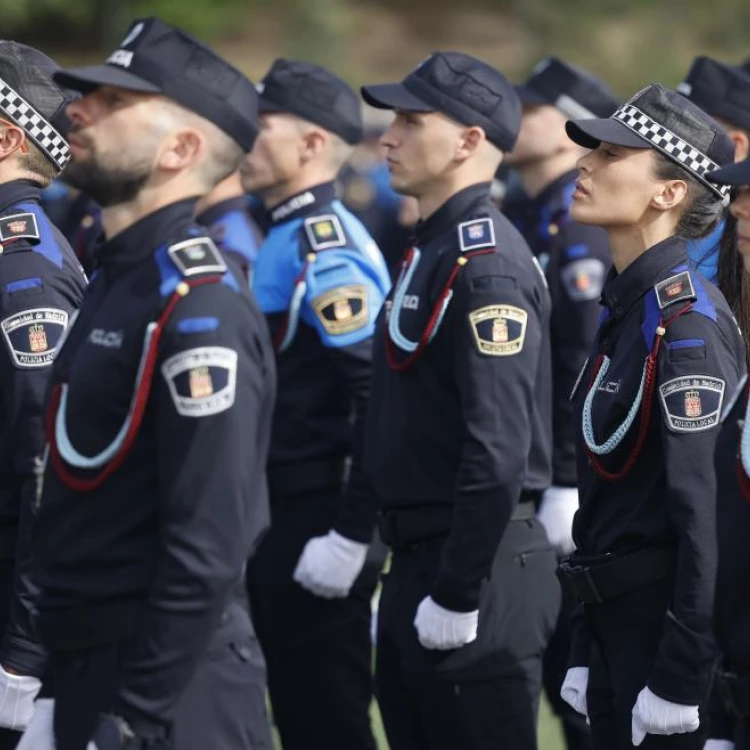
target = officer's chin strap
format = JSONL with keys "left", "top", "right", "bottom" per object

{"left": 385, "top": 246, "right": 495, "bottom": 372}
{"left": 735, "top": 373, "right": 750, "bottom": 504}
{"left": 45, "top": 275, "right": 223, "bottom": 493}
{"left": 582, "top": 301, "right": 693, "bottom": 482}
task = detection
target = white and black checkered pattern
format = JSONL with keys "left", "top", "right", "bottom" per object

{"left": 614, "top": 103, "right": 730, "bottom": 200}
{"left": 0, "top": 76, "right": 70, "bottom": 173}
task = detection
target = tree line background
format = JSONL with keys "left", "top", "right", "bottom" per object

{"left": 3, "top": 0, "right": 750, "bottom": 98}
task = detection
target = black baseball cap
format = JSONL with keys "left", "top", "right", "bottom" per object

{"left": 0, "top": 41, "right": 77, "bottom": 173}
{"left": 361, "top": 52, "right": 522, "bottom": 152}
{"left": 258, "top": 59, "right": 363, "bottom": 145}
{"left": 566, "top": 83, "right": 735, "bottom": 201}
{"left": 707, "top": 155, "right": 750, "bottom": 186}
{"left": 516, "top": 57, "right": 619, "bottom": 119}
{"left": 53, "top": 17, "right": 258, "bottom": 151}
{"left": 677, "top": 57, "right": 750, "bottom": 133}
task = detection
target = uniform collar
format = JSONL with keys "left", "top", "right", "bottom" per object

{"left": 96, "top": 198, "right": 198, "bottom": 274}
{"left": 267, "top": 182, "right": 336, "bottom": 226}
{"left": 602, "top": 235, "right": 689, "bottom": 315}
{"left": 196, "top": 195, "right": 249, "bottom": 228}
{"left": 0, "top": 179, "right": 42, "bottom": 214}
{"left": 415, "top": 182, "right": 492, "bottom": 246}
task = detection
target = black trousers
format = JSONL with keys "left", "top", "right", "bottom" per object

{"left": 246, "top": 489, "right": 382, "bottom": 750}
{"left": 0, "top": 560, "right": 20, "bottom": 750}
{"left": 543, "top": 581, "right": 593, "bottom": 750}
{"left": 47, "top": 601, "right": 272, "bottom": 750}
{"left": 375, "top": 518, "right": 560, "bottom": 750}
{"left": 586, "top": 578, "right": 708, "bottom": 749}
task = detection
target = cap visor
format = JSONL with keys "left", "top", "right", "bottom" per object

{"left": 53, "top": 65, "right": 161, "bottom": 94}
{"left": 707, "top": 157, "right": 750, "bottom": 186}
{"left": 360, "top": 83, "right": 434, "bottom": 112}
{"left": 566, "top": 118, "right": 649, "bottom": 150}
{"left": 515, "top": 84, "right": 551, "bottom": 107}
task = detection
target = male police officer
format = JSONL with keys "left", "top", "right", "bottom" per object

{"left": 241, "top": 59, "right": 390, "bottom": 750}
{"left": 304, "top": 52, "right": 560, "bottom": 750}
{"left": 16, "top": 18, "right": 275, "bottom": 750}
{"left": 503, "top": 56, "right": 617, "bottom": 750}
{"left": 0, "top": 41, "right": 86, "bottom": 749}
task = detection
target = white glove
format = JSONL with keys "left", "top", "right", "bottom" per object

{"left": 560, "top": 667, "right": 589, "bottom": 718}
{"left": 413, "top": 596, "right": 478, "bottom": 650}
{"left": 293, "top": 530, "right": 368, "bottom": 598}
{"left": 631, "top": 687, "right": 700, "bottom": 746}
{"left": 0, "top": 665, "right": 41, "bottom": 730}
{"left": 537, "top": 486, "right": 578, "bottom": 555}
{"left": 17, "top": 698, "right": 54, "bottom": 750}
{"left": 704, "top": 741, "right": 735, "bottom": 750}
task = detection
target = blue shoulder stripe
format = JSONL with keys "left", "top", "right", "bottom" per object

{"left": 17, "top": 202, "right": 63, "bottom": 268}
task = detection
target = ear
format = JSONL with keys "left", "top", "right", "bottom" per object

{"left": 730, "top": 129, "right": 750, "bottom": 163}
{"left": 0, "top": 121, "right": 26, "bottom": 161}
{"left": 299, "top": 129, "right": 326, "bottom": 165}
{"left": 650, "top": 178, "right": 689, "bottom": 213}
{"left": 455, "top": 126, "right": 486, "bottom": 162}
{"left": 159, "top": 128, "right": 203, "bottom": 172}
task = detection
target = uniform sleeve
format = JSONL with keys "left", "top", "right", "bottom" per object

{"left": 648, "top": 309, "right": 743, "bottom": 704}
{"left": 430, "top": 262, "right": 549, "bottom": 612}
{"left": 0, "top": 264, "right": 83, "bottom": 677}
{"left": 113, "top": 290, "right": 273, "bottom": 731}
{"left": 547, "top": 225, "right": 609, "bottom": 486}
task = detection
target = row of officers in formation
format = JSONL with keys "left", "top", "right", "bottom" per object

{"left": 0, "top": 14, "right": 749, "bottom": 750}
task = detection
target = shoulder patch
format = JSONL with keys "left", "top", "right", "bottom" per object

{"left": 167, "top": 237, "right": 226, "bottom": 277}
{"left": 468, "top": 304, "right": 527, "bottom": 356}
{"left": 1, "top": 307, "right": 68, "bottom": 368}
{"left": 304, "top": 214, "right": 346, "bottom": 251}
{"left": 654, "top": 271, "right": 696, "bottom": 310}
{"left": 658, "top": 375, "right": 725, "bottom": 432}
{"left": 161, "top": 346, "right": 237, "bottom": 418}
{"left": 0, "top": 212, "right": 39, "bottom": 244}
{"left": 458, "top": 218, "right": 496, "bottom": 252}
{"left": 561, "top": 258, "right": 606, "bottom": 302}
{"left": 312, "top": 284, "right": 368, "bottom": 335}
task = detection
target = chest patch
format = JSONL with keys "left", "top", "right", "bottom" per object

{"left": 468, "top": 304, "right": 527, "bottom": 356}
{"left": 312, "top": 284, "right": 368, "bottom": 335}
{"left": 658, "top": 375, "right": 725, "bottom": 432}
{"left": 1, "top": 307, "right": 68, "bottom": 368}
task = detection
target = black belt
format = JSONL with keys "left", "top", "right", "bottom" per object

{"left": 556, "top": 546, "right": 676, "bottom": 604}
{"left": 379, "top": 493, "right": 539, "bottom": 550}
{"left": 717, "top": 667, "right": 750, "bottom": 717}
{"left": 268, "top": 456, "right": 349, "bottom": 499}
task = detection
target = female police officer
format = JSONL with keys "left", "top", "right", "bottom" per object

{"left": 556, "top": 83, "right": 746, "bottom": 749}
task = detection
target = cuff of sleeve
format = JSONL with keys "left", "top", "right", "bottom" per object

{"left": 333, "top": 497, "right": 379, "bottom": 545}
{"left": 0, "top": 633, "right": 47, "bottom": 678}
{"left": 430, "top": 570, "right": 481, "bottom": 613}
{"left": 648, "top": 667, "right": 709, "bottom": 706}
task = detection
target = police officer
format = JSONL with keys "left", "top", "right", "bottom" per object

{"left": 504, "top": 56, "right": 618, "bottom": 750}
{"left": 677, "top": 57, "right": 750, "bottom": 280}
{"left": 705, "top": 154, "right": 750, "bottom": 750}
{"left": 16, "top": 18, "right": 275, "bottom": 750}
{"left": 557, "top": 84, "right": 744, "bottom": 748}
{"left": 196, "top": 170, "right": 263, "bottom": 282}
{"left": 308, "top": 52, "right": 560, "bottom": 750}
{"left": 240, "top": 59, "right": 390, "bottom": 750}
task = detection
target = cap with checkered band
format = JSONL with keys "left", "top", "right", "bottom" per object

{"left": 566, "top": 83, "right": 735, "bottom": 202}
{"left": 0, "top": 41, "right": 76, "bottom": 174}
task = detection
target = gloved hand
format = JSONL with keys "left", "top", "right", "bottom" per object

{"left": 631, "top": 687, "right": 700, "bottom": 746}
{"left": 704, "top": 741, "right": 735, "bottom": 750}
{"left": 293, "top": 530, "right": 368, "bottom": 598}
{"left": 537, "top": 486, "right": 579, "bottom": 555}
{"left": 560, "top": 667, "right": 589, "bottom": 717}
{"left": 0, "top": 664, "right": 41, "bottom": 730}
{"left": 16, "top": 698, "right": 54, "bottom": 750}
{"left": 413, "top": 596, "right": 478, "bottom": 650}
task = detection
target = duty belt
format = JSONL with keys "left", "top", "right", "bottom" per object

{"left": 379, "top": 493, "right": 539, "bottom": 550}
{"left": 556, "top": 545, "right": 676, "bottom": 604}
{"left": 717, "top": 667, "right": 750, "bottom": 717}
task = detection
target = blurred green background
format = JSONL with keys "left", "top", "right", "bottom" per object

{"left": 2, "top": 0, "right": 750, "bottom": 95}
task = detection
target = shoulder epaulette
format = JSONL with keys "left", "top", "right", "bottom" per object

{"left": 0, "top": 212, "right": 39, "bottom": 244}
{"left": 654, "top": 270, "right": 696, "bottom": 310}
{"left": 167, "top": 237, "right": 226, "bottom": 276}
{"left": 458, "top": 217, "right": 496, "bottom": 252}
{"left": 304, "top": 214, "right": 347, "bottom": 251}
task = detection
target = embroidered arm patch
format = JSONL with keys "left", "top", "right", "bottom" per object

{"left": 161, "top": 346, "right": 237, "bottom": 417}
{"left": 561, "top": 258, "right": 605, "bottom": 302}
{"left": 468, "top": 304, "right": 527, "bottom": 356}
{"left": 658, "top": 375, "right": 725, "bottom": 432}
{"left": 458, "top": 218, "right": 496, "bottom": 252}
{"left": 1, "top": 307, "right": 68, "bottom": 368}
{"left": 312, "top": 284, "right": 368, "bottom": 335}
{"left": 655, "top": 271, "right": 696, "bottom": 309}
{"left": 304, "top": 215, "right": 346, "bottom": 251}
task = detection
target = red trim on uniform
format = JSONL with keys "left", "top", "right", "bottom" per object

{"left": 273, "top": 259, "right": 311, "bottom": 354}
{"left": 45, "top": 274, "right": 223, "bottom": 493}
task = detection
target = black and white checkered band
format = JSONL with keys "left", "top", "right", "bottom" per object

{"left": 0, "top": 76, "right": 70, "bottom": 173}
{"left": 613, "top": 103, "right": 730, "bottom": 201}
